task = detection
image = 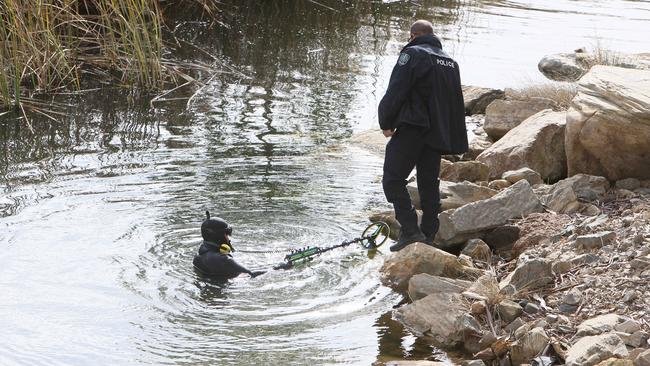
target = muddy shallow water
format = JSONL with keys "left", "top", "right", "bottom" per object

{"left": 1, "top": 1, "right": 649, "bottom": 365}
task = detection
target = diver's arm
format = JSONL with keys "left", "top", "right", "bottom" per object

{"left": 225, "top": 256, "right": 265, "bottom": 277}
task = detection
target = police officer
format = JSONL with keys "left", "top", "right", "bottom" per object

{"left": 378, "top": 20, "right": 468, "bottom": 252}
{"left": 193, "top": 212, "right": 265, "bottom": 278}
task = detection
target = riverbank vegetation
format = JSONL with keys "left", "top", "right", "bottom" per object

{"left": 0, "top": 0, "right": 220, "bottom": 120}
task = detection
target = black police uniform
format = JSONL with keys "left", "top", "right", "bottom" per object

{"left": 193, "top": 241, "right": 256, "bottom": 278}
{"left": 378, "top": 34, "right": 468, "bottom": 239}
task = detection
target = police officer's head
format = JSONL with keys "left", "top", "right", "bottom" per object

{"left": 410, "top": 20, "right": 434, "bottom": 41}
{"left": 201, "top": 211, "right": 233, "bottom": 246}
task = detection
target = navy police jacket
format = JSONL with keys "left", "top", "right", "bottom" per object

{"left": 378, "top": 35, "right": 468, "bottom": 154}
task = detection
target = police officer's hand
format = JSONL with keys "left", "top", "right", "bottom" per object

{"left": 382, "top": 129, "right": 395, "bottom": 138}
{"left": 250, "top": 270, "right": 266, "bottom": 278}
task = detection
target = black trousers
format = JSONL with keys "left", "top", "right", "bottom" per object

{"left": 382, "top": 125, "right": 442, "bottom": 236}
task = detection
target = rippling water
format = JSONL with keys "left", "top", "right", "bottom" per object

{"left": 2, "top": 1, "right": 650, "bottom": 365}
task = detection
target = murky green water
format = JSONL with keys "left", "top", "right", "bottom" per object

{"left": 1, "top": 1, "right": 649, "bottom": 365}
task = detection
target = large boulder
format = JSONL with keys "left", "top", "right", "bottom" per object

{"left": 484, "top": 98, "right": 558, "bottom": 140}
{"left": 565, "top": 333, "right": 629, "bottom": 366}
{"left": 539, "top": 50, "right": 650, "bottom": 82}
{"left": 409, "top": 180, "right": 497, "bottom": 211}
{"left": 394, "top": 292, "right": 466, "bottom": 348}
{"left": 477, "top": 109, "right": 567, "bottom": 181}
{"left": 538, "top": 53, "right": 587, "bottom": 81}
{"left": 436, "top": 180, "right": 544, "bottom": 245}
{"left": 380, "top": 244, "right": 483, "bottom": 292}
{"left": 463, "top": 86, "right": 505, "bottom": 115}
{"left": 566, "top": 66, "right": 650, "bottom": 181}
{"left": 408, "top": 273, "right": 473, "bottom": 301}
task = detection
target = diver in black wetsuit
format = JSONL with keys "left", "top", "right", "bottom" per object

{"left": 193, "top": 212, "right": 265, "bottom": 279}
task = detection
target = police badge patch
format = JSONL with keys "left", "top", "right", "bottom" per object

{"left": 397, "top": 53, "right": 410, "bottom": 66}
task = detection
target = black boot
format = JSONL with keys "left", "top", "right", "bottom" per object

{"left": 421, "top": 218, "right": 440, "bottom": 246}
{"left": 389, "top": 229, "right": 426, "bottom": 252}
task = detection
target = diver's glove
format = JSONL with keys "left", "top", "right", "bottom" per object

{"left": 249, "top": 270, "right": 266, "bottom": 278}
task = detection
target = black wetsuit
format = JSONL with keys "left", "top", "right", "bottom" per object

{"left": 193, "top": 241, "right": 254, "bottom": 278}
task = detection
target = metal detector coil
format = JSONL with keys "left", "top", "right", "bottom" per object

{"left": 273, "top": 222, "right": 390, "bottom": 270}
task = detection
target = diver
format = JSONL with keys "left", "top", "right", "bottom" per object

{"left": 193, "top": 211, "right": 265, "bottom": 279}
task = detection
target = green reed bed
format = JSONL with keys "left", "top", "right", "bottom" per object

{"left": 0, "top": 0, "right": 220, "bottom": 122}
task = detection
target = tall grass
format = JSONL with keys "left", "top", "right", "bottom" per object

{"left": 0, "top": 0, "right": 217, "bottom": 115}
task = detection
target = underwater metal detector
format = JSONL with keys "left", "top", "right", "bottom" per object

{"left": 272, "top": 222, "right": 390, "bottom": 270}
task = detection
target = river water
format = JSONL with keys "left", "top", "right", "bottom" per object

{"left": 1, "top": 1, "right": 649, "bottom": 365}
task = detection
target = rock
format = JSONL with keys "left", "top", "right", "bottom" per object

{"left": 581, "top": 203, "right": 602, "bottom": 216}
{"left": 619, "top": 331, "right": 649, "bottom": 348}
{"left": 462, "top": 360, "right": 486, "bottom": 366}
{"left": 408, "top": 274, "right": 473, "bottom": 301}
{"left": 565, "top": 333, "right": 629, "bottom": 366}
{"left": 524, "top": 302, "right": 541, "bottom": 314}
{"left": 394, "top": 292, "right": 465, "bottom": 348}
{"left": 349, "top": 129, "right": 387, "bottom": 158}
{"left": 539, "top": 50, "right": 650, "bottom": 82}
{"left": 510, "top": 327, "right": 549, "bottom": 365}
{"left": 500, "top": 258, "right": 553, "bottom": 294}
{"left": 386, "top": 361, "right": 447, "bottom": 366}
{"left": 546, "top": 314, "right": 559, "bottom": 324}
{"left": 461, "top": 239, "right": 492, "bottom": 263}
{"left": 615, "top": 320, "right": 642, "bottom": 334}
{"left": 466, "top": 135, "right": 494, "bottom": 160}
{"left": 630, "top": 258, "right": 650, "bottom": 270}
{"left": 566, "top": 66, "right": 650, "bottom": 181}
{"left": 437, "top": 181, "right": 543, "bottom": 245}
{"left": 471, "top": 301, "right": 487, "bottom": 316}
{"left": 505, "top": 317, "right": 526, "bottom": 334}
{"left": 617, "top": 178, "right": 641, "bottom": 191}
{"left": 556, "top": 174, "right": 611, "bottom": 202}
{"left": 538, "top": 53, "right": 587, "bottom": 81}
{"left": 484, "top": 99, "right": 558, "bottom": 140}
{"left": 541, "top": 182, "right": 579, "bottom": 213}
{"left": 595, "top": 358, "right": 634, "bottom": 366}
{"left": 497, "top": 299, "right": 524, "bottom": 323}
{"left": 463, "top": 86, "right": 506, "bottom": 115}
{"left": 577, "top": 314, "right": 628, "bottom": 337}
{"left": 483, "top": 225, "right": 520, "bottom": 254}
{"left": 488, "top": 179, "right": 511, "bottom": 190}
{"left": 380, "top": 244, "right": 483, "bottom": 292}
{"left": 370, "top": 210, "right": 402, "bottom": 240}
{"left": 634, "top": 349, "right": 650, "bottom": 366}
{"left": 575, "top": 231, "right": 617, "bottom": 252}
{"left": 413, "top": 180, "right": 497, "bottom": 211}
{"left": 559, "top": 304, "right": 579, "bottom": 314}
{"left": 477, "top": 109, "right": 567, "bottom": 181}
{"left": 563, "top": 287, "right": 583, "bottom": 306}
{"left": 440, "top": 160, "right": 490, "bottom": 183}
{"left": 502, "top": 167, "right": 544, "bottom": 186}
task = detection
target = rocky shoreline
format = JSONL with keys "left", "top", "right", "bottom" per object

{"left": 362, "top": 52, "right": 650, "bottom": 366}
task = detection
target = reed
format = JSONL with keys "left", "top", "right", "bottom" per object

{"left": 0, "top": 0, "right": 218, "bottom": 113}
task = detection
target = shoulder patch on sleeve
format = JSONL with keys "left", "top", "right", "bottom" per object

{"left": 397, "top": 52, "right": 410, "bottom": 66}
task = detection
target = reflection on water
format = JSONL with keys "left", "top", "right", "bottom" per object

{"left": 2, "top": 1, "right": 650, "bottom": 365}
